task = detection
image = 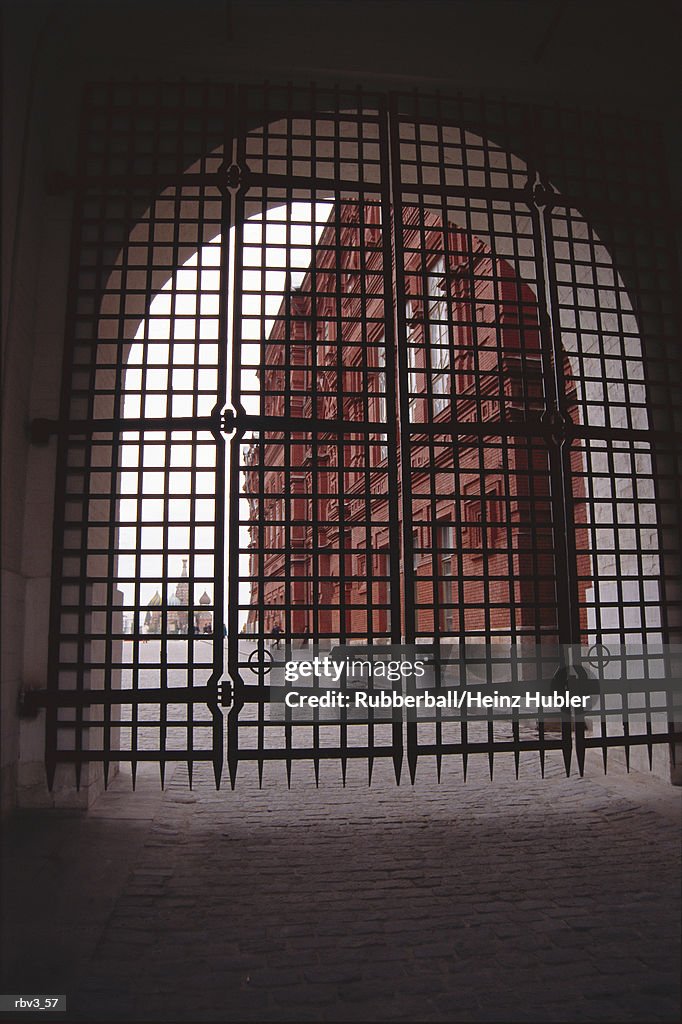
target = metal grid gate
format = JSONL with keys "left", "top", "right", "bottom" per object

{"left": 33, "top": 82, "right": 682, "bottom": 789}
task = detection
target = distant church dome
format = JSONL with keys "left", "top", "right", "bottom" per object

{"left": 199, "top": 591, "right": 211, "bottom": 605}
{"left": 144, "top": 590, "right": 163, "bottom": 634}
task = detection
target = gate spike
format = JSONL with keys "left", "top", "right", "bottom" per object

{"left": 227, "top": 709, "right": 239, "bottom": 789}
{"left": 488, "top": 750, "right": 494, "bottom": 780}
{"left": 392, "top": 749, "right": 402, "bottom": 785}
{"left": 645, "top": 698, "right": 654, "bottom": 770}
{"left": 212, "top": 721, "right": 223, "bottom": 791}
{"left": 407, "top": 721, "right": 418, "bottom": 784}
{"left": 103, "top": 759, "right": 110, "bottom": 789}
{"left": 462, "top": 751, "right": 468, "bottom": 782}
{"left": 436, "top": 753, "right": 442, "bottom": 784}
{"left": 601, "top": 737, "right": 608, "bottom": 773}
{"left": 45, "top": 757, "right": 56, "bottom": 793}
{"left": 392, "top": 720, "right": 402, "bottom": 784}
{"left": 314, "top": 757, "right": 320, "bottom": 788}
{"left": 623, "top": 720, "right": 630, "bottom": 772}
{"left": 512, "top": 719, "right": 520, "bottom": 779}
{"left": 75, "top": 761, "right": 82, "bottom": 792}
{"left": 286, "top": 758, "right": 292, "bottom": 789}
{"left": 538, "top": 729, "right": 546, "bottom": 778}
{"left": 257, "top": 759, "right": 264, "bottom": 789}
{"left": 575, "top": 721, "right": 586, "bottom": 777}
{"left": 131, "top": 759, "right": 138, "bottom": 791}
{"left": 367, "top": 757, "right": 373, "bottom": 787}
{"left": 561, "top": 721, "right": 572, "bottom": 777}
{"left": 408, "top": 748, "right": 417, "bottom": 785}
{"left": 159, "top": 761, "right": 166, "bottom": 790}
{"left": 187, "top": 761, "right": 194, "bottom": 791}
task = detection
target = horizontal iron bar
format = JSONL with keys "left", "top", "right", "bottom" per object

{"left": 57, "top": 169, "right": 678, "bottom": 225}
{"left": 29, "top": 415, "right": 220, "bottom": 439}
{"left": 31, "top": 412, "right": 398, "bottom": 439}
{"left": 31, "top": 413, "right": 682, "bottom": 446}
{"left": 414, "top": 739, "right": 570, "bottom": 755}
{"left": 230, "top": 413, "right": 391, "bottom": 434}
{"left": 19, "top": 685, "right": 219, "bottom": 713}
{"left": 46, "top": 736, "right": 681, "bottom": 766}
{"left": 234, "top": 747, "right": 398, "bottom": 761}
{"left": 54, "top": 719, "right": 218, "bottom": 729}
{"left": 394, "top": 180, "right": 679, "bottom": 224}
{"left": 50, "top": 169, "right": 384, "bottom": 195}
{"left": 580, "top": 732, "right": 682, "bottom": 748}
{"left": 405, "top": 420, "right": 680, "bottom": 444}
{"left": 237, "top": 716, "right": 396, "bottom": 726}
{"left": 49, "top": 751, "right": 219, "bottom": 762}
{"left": 416, "top": 731, "right": 682, "bottom": 755}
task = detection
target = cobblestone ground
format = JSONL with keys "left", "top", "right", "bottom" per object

{"left": 3, "top": 750, "right": 681, "bottom": 1023}
{"left": 2, "top": 642, "right": 681, "bottom": 1022}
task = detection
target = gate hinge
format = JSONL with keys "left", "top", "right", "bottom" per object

{"left": 29, "top": 418, "right": 60, "bottom": 445}
{"left": 45, "top": 170, "right": 76, "bottom": 196}
{"left": 17, "top": 688, "right": 49, "bottom": 718}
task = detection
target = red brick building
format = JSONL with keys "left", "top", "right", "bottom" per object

{"left": 245, "top": 202, "right": 589, "bottom": 642}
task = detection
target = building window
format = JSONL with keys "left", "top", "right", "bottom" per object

{"left": 320, "top": 316, "right": 333, "bottom": 344}
{"left": 413, "top": 528, "right": 421, "bottom": 570}
{"left": 406, "top": 300, "right": 420, "bottom": 416}
{"left": 486, "top": 483, "right": 504, "bottom": 546}
{"left": 459, "top": 348, "right": 475, "bottom": 393}
{"left": 463, "top": 484, "right": 504, "bottom": 552}
{"left": 373, "top": 550, "right": 388, "bottom": 575}
{"left": 375, "top": 339, "right": 388, "bottom": 463}
{"left": 356, "top": 556, "right": 367, "bottom": 592}
{"left": 464, "top": 500, "right": 482, "bottom": 550}
{"left": 364, "top": 202, "right": 382, "bottom": 247}
{"left": 343, "top": 244, "right": 359, "bottom": 289}
{"left": 427, "top": 258, "right": 451, "bottom": 415}
{"left": 439, "top": 522, "right": 455, "bottom": 631}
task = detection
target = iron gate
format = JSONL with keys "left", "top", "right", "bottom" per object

{"left": 33, "top": 83, "right": 682, "bottom": 789}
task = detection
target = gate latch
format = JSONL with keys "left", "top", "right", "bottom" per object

{"left": 218, "top": 679, "right": 233, "bottom": 708}
{"left": 221, "top": 409, "right": 236, "bottom": 435}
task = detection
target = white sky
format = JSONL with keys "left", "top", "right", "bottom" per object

{"left": 118, "top": 202, "right": 332, "bottom": 629}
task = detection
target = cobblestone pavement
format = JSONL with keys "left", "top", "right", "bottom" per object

{"left": 2, "top": 740, "right": 681, "bottom": 1024}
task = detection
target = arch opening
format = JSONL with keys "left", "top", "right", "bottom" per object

{"left": 44, "top": 95, "right": 676, "bottom": 789}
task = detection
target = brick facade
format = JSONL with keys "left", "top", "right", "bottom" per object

{"left": 246, "top": 203, "right": 589, "bottom": 641}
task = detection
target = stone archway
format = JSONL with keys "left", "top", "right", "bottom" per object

{"left": 31, "top": 84, "right": 678, "bottom": 796}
